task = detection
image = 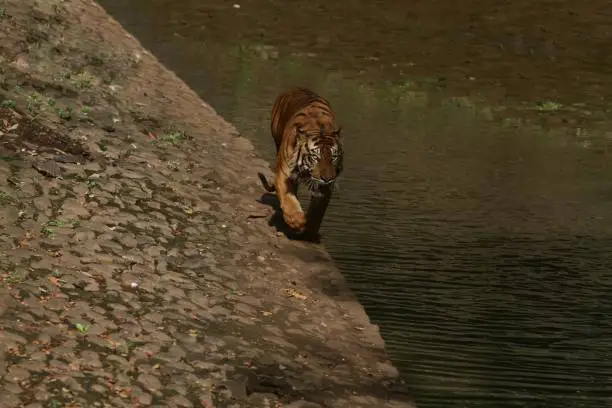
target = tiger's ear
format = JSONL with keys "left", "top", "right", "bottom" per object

{"left": 295, "top": 126, "right": 307, "bottom": 142}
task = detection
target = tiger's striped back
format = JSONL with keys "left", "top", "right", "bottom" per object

{"left": 271, "top": 87, "right": 334, "bottom": 152}
{"left": 270, "top": 87, "right": 343, "bottom": 192}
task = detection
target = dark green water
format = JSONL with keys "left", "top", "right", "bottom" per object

{"left": 97, "top": 1, "right": 612, "bottom": 407}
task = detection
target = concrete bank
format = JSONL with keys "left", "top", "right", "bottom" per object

{"left": 0, "top": 1, "right": 416, "bottom": 407}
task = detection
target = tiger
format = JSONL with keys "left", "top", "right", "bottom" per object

{"left": 258, "top": 87, "right": 344, "bottom": 239}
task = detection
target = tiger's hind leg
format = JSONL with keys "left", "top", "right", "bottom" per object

{"left": 274, "top": 172, "right": 306, "bottom": 233}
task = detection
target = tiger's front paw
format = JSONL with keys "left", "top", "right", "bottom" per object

{"left": 283, "top": 209, "right": 307, "bottom": 232}
{"left": 303, "top": 229, "right": 322, "bottom": 243}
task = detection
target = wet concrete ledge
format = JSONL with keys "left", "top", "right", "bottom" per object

{"left": 0, "top": 1, "right": 416, "bottom": 407}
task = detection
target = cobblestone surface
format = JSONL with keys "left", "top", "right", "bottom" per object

{"left": 0, "top": 1, "right": 416, "bottom": 407}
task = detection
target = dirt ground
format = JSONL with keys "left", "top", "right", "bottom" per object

{"left": 0, "top": 1, "right": 415, "bottom": 407}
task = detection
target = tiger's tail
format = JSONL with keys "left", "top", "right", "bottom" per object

{"left": 257, "top": 172, "right": 276, "bottom": 192}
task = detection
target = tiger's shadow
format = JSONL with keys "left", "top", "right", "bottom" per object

{"left": 255, "top": 172, "right": 321, "bottom": 244}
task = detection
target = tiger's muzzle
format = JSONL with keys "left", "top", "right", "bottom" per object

{"left": 311, "top": 174, "right": 336, "bottom": 186}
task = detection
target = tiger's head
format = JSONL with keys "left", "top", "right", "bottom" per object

{"left": 293, "top": 122, "right": 343, "bottom": 194}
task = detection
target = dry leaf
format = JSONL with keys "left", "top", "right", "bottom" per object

{"left": 201, "top": 398, "right": 215, "bottom": 408}
{"left": 285, "top": 288, "right": 307, "bottom": 300}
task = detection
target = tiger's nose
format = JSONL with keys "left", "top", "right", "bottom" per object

{"left": 320, "top": 174, "right": 335, "bottom": 183}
